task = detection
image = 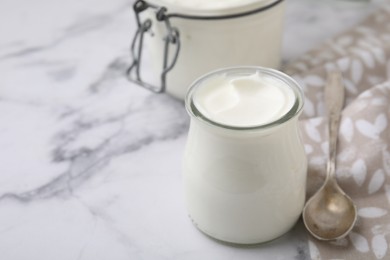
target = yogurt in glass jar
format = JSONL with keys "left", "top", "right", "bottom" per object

{"left": 128, "top": 0, "right": 285, "bottom": 99}
{"left": 184, "top": 67, "right": 307, "bottom": 244}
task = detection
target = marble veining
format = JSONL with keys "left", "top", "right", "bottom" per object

{"left": 0, "top": 0, "right": 385, "bottom": 259}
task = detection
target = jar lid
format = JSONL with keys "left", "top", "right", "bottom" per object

{"left": 146, "top": 0, "right": 281, "bottom": 16}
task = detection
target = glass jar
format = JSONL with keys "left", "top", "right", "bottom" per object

{"left": 183, "top": 67, "right": 307, "bottom": 244}
{"left": 127, "top": 0, "right": 285, "bottom": 99}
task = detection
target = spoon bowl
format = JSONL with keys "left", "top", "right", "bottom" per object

{"left": 303, "top": 180, "right": 357, "bottom": 240}
{"left": 302, "top": 71, "right": 357, "bottom": 240}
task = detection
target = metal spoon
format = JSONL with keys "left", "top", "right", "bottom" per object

{"left": 302, "top": 71, "right": 357, "bottom": 241}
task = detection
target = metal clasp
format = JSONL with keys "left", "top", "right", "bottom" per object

{"left": 127, "top": 0, "right": 180, "bottom": 93}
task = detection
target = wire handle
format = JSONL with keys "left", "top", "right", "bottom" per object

{"left": 126, "top": 0, "right": 180, "bottom": 93}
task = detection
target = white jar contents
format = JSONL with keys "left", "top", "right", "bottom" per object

{"left": 193, "top": 72, "right": 295, "bottom": 127}
{"left": 184, "top": 67, "right": 307, "bottom": 244}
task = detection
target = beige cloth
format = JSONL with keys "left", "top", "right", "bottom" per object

{"left": 283, "top": 3, "right": 390, "bottom": 259}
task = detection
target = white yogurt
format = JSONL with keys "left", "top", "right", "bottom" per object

{"left": 193, "top": 72, "right": 295, "bottom": 127}
{"left": 184, "top": 67, "right": 307, "bottom": 244}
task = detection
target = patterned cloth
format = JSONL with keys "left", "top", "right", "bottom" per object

{"left": 283, "top": 3, "right": 390, "bottom": 259}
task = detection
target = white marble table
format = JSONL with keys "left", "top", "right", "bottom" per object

{"left": 0, "top": 0, "right": 385, "bottom": 259}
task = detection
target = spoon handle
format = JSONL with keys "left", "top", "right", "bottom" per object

{"left": 325, "top": 71, "right": 345, "bottom": 181}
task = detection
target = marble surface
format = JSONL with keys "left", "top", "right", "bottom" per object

{"left": 0, "top": 0, "right": 386, "bottom": 259}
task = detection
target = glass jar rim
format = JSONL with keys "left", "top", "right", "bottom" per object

{"left": 185, "top": 66, "right": 305, "bottom": 131}
{"left": 145, "top": 0, "right": 282, "bottom": 17}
